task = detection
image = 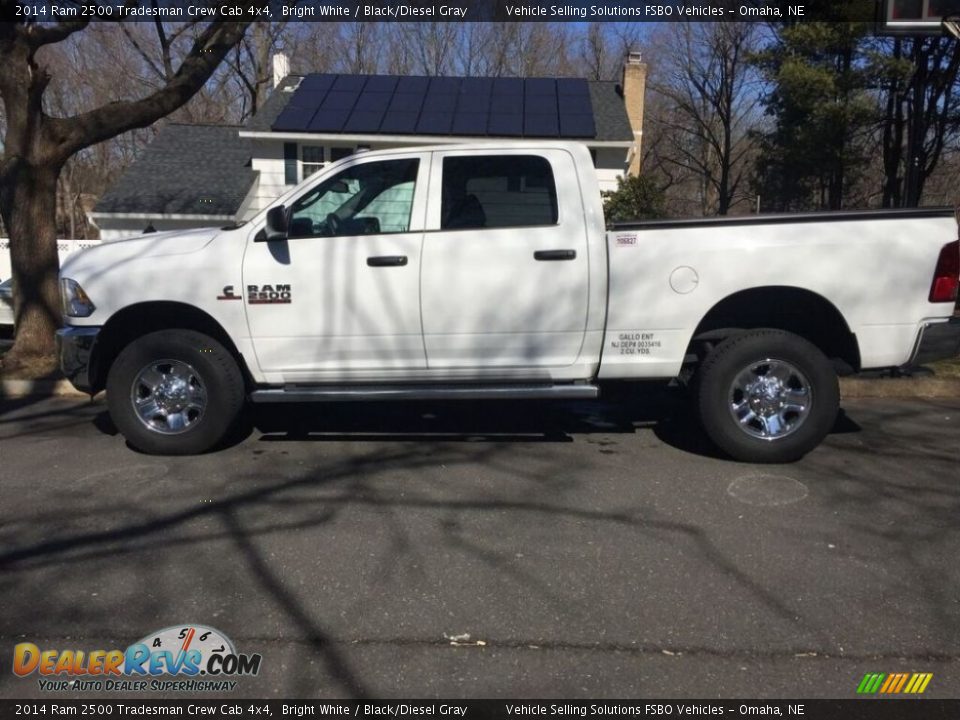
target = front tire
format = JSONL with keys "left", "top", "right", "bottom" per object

{"left": 106, "top": 329, "right": 245, "bottom": 455}
{"left": 696, "top": 329, "right": 839, "bottom": 463}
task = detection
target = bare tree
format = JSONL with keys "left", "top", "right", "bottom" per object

{"left": 0, "top": 16, "right": 253, "bottom": 369}
{"left": 229, "top": 21, "right": 291, "bottom": 121}
{"left": 878, "top": 35, "right": 960, "bottom": 207}
{"left": 578, "top": 24, "right": 642, "bottom": 81}
{"left": 651, "top": 22, "right": 760, "bottom": 215}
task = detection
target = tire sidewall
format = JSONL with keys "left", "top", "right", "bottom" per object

{"left": 697, "top": 330, "right": 839, "bottom": 463}
{"left": 107, "top": 329, "right": 244, "bottom": 455}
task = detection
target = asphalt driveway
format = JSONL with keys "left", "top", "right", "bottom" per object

{"left": 1, "top": 390, "right": 958, "bottom": 699}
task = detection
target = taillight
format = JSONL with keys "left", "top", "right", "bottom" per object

{"left": 929, "top": 239, "right": 960, "bottom": 303}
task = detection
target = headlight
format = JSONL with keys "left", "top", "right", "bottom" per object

{"left": 60, "top": 278, "right": 96, "bottom": 318}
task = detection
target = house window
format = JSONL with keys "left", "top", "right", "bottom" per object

{"left": 330, "top": 147, "right": 353, "bottom": 162}
{"left": 302, "top": 146, "right": 325, "bottom": 179}
{"left": 284, "top": 143, "right": 298, "bottom": 185}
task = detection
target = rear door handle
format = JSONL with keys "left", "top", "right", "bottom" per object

{"left": 367, "top": 255, "right": 408, "bottom": 267}
{"left": 534, "top": 249, "right": 576, "bottom": 261}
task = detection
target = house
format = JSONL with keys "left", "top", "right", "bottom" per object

{"left": 90, "top": 54, "right": 647, "bottom": 240}
{"left": 89, "top": 125, "right": 258, "bottom": 240}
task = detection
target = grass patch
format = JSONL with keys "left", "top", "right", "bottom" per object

{"left": 929, "top": 357, "right": 960, "bottom": 379}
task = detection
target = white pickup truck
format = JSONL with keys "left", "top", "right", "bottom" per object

{"left": 57, "top": 142, "right": 960, "bottom": 461}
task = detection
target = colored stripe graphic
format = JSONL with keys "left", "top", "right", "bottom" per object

{"left": 893, "top": 673, "right": 909, "bottom": 693}
{"left": 857, "top": 673, "right": 885, "bottom": 693}
{"left": 857, "top": 672, "right": 932, "bottom": 694}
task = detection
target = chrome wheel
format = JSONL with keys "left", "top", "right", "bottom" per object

{"left": 728, "top": 358, "right": 812, "bottom": 441}
{"left": 129, "top": 359, "right": 207, "bottom": 435}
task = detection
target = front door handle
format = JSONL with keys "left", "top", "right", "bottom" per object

{"left": 367, "top": 255, "right": 408, "bottom": 267}
{"left": 534, "top": 249, "right": 577, "bottom": 261}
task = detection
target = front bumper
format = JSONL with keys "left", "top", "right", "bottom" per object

{"left": 56, "top": 326, "right": 100, "bottom": 394}
{"left": 908, "top": 317, "right": 960, "bottom": 366}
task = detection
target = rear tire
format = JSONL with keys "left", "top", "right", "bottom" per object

{"left": 106, "top": 329, "right": 245, "bottom": 455}
{"left": 696, "top": 329, "right": 839, "bottom": 463}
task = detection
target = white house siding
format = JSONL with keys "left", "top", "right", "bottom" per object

{"left": 95, "top": 217, "right": 230, "bottom": 241}
{"left": 248, "top": 138, "right": 288, "bottom": 219}
{"left": 594, "top": 147, "right": 629, "bottom": 193}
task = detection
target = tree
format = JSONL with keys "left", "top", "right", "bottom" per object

{"left": 602, "top": 174, "right": 666, "bottom": 225}
{"left": 0, "top": 15, "right": 253, "bottom": 371}
{"left": 651, "top": 22, "right": 759, "bottom": 215}
{"left": 752, "top": 4, "right": 876, "bottom": 211}
{"left": 875, "top": 36, "right": 960, "bottom": 207}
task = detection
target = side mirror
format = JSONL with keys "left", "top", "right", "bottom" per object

{"left": 263, "top": 205, "right": 288, "bottom": 241}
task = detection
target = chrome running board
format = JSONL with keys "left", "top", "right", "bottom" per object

{"left": 249, "top": 383, "right": 599, "bottom": 403}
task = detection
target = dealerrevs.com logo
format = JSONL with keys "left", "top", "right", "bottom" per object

{"left": 13, "top": 624, "right": 262, "bottom": 692}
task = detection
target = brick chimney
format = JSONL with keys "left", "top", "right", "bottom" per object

{"left": 621, "top": 50, "right": 647, "bottom": 176}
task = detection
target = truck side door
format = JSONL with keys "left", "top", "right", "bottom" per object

{"left": 420, "top": 149, "right": 590, "bottom": 371}
{"left": 243, "top": 153, "right": 428, "bottom": 381}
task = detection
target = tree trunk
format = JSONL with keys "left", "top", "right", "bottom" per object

{"left": 0, "top": 161, "right": 62, "bottom": 367}
{"left": 0, "top": 19, "right": 252, "bottom": 370}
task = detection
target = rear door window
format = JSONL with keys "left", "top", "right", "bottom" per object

{"left": 440, "top": 155, "right": 558, "bottom": 231}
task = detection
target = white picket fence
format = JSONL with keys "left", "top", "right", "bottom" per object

{"left": 0, "top": 238, "right": 101, "bottom": 282}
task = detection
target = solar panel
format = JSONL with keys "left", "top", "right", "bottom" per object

{"left": 379, "top": 112, "right": 420, "bottom": 134}
{"left": 559, "top": 114, "right": 596, "bottom": 137}
{"left": 271, "top": 73, "right": 597, "bottom": 140}
{"left": 299, "top": 74, "right": 336, "bottom": 92}
{"left": 524, "top": 113, "right": 560, "bottom": 137}
{"left": 365, "top": 75, "right": 399, "bottom": 93}
{"left": 308, "top": 108, "right": 350, "bottom": 132}
{"left": 273, "top": 106, "right": 317, "bottom": 132}
{"left": 558, "top": 92, "right": 592, "bottom": 115}
{"left": 354, "top": 93, "right": 392, "bottom": 112}
{"left": 491, "top": 77, "right": 523, "bottom": 96}
{"left": 397, "top": 76, "right": 430, "bottom": 94}
{"left": 343, "top": 110, "right": 386, "bottom": 133}
{"left": 487, "top": 113, "right": 523, "bottom": 136}
{"left": 332, "top": 74, "right": 367, "bottom": 92}
{"left": 459, "top": 77, "right": 493, "bottom": 96}
{"left": 289, "top": 89, "right": 329, "bottom": 109}
{"left": 556, "top": 77, "right": 588, "bottom": 96}
{"left": 451, "top": 113, "right": 489, "bottom": 135}
{"left": 525, "top": 78, "right": 556, "bottom": 97}
{"left": 388, "top": 93, "right": 425, "bottom": 113}
{"left": 422, "top": 93, "right": 457, "bottom": 113}
{"left": 456, "top": 94, "right": 491, "bottom": 114}
{"left": 416, "top": 112, "right": 453, "bottom": 134}
{"left": 321, "top": 91, "right": 360, "bottom": 111}
{"left": 429, "top": 77, "right": 460, "bottom": 94}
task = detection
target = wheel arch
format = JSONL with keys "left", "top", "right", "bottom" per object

{"left": 686, "top": 286, "right": 861, "bottom": 374}
{"left": 89, "top": 302, "right": 251, "bottom": 394}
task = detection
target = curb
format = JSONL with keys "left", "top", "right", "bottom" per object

{"left": 2, "top": 377, "right": 959, "bottom": 401}
{"left": 839, "top": 376, "right": 960, "bottom": 399}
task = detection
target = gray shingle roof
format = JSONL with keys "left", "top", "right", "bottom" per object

{"left": 245, "top": 74, "right": 633, "bottom": 143}
{"left": 94, "top": 124, "right": 257, "bottom": 217}
{"left": 245, "top": 75, "right": 304, "bottom": 132}
{"left": 588, "top": 81, "right": 634, "bottom": 142}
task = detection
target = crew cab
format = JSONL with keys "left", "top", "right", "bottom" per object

{"left": 57, "top": 142, "right": 960, "bottom": 461}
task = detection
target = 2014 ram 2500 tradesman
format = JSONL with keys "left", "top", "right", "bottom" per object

{"left": 56, "top": 143, "right": 960, "bottom": 461}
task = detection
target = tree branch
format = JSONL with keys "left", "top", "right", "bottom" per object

{"left": 24, "top": 20, "right": 90, "bottom": 48}
{"left": 52, "top": 19, "right": 252, "bottom": 159}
